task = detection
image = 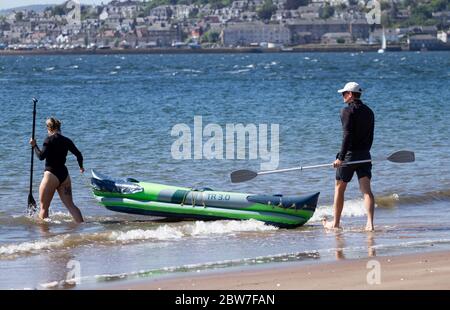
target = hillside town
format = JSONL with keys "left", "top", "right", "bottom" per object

{"left": 0, "top": 0, "right": 449, "bottom": 52}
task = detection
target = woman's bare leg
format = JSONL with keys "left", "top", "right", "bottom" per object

{"left": 57, "top": 176, "right": 84, "bottom": 223}
{"left": 38, "top": 171, "right": 59, "bottom": 220}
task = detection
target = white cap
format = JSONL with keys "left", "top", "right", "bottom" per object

{"left": 337, "top": 82, "right": 362, "bottom": 94}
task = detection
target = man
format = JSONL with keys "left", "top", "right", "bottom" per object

{"left": 322, "top": 82, "right": 375, "bottom": 231}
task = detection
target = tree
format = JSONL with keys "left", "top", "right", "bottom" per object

{"left": 189, "top": 8, "right": 199, "bottom": 19}
{"left": 15, "top": 12, "right": 24, "bottom": 22}
{"left": 143, "top": 0, "right": 171, "bottom": 12}
{"left": 201, "top": 30, "right": 220, "bottom": 43}
{"left": 412, "top": 4, "right": 433, "bottom": 20}
{"left": 319, "top": 3, "right": 335, "bottom": 19}
{"left": 430, "top": 0, "right": 448, "bottom": 12}
{"left": 380, "top": 1, "right": 391, "bottom": 11}
{"left": 209, "top": 0, "right": 228, "bottom": 10}
{"left": 81, "top": 5, "right": 98, "bottom": 20}
{"left": 381, "top": 11, "right": 393, "bottom": 27}
{"left": 50, "top": 3, "right": 68, "bottom": 16}
{"left": 284, "top": 0, "right": 310, "bottom": 10}
{"left": 337, "top": 3, "right": 347, "bottom": 11}
{"left": 402, "top": 0, "right": 418, "bottom": 8}
{"left": 257, "top": 0, "right": 277, "bottom": 21}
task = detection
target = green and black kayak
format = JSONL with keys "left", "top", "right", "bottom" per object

{"left": 91, "top": 170, "right": 319, "bottom": 228}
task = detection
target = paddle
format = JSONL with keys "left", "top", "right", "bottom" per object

{"left": 27, "top": 98, "right": 38, "bottom": 215}
{"left": 230, "top": 150, "right": 415, "bottom": 183}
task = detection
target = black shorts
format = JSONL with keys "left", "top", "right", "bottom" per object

{"left": 336, "top": 151, "right": 372, "bottom": 183}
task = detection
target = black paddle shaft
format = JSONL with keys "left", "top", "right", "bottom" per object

{"left": 28, "top": 98, "right": 38, "bottom": 205}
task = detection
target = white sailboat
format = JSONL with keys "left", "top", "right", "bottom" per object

{"left": 378, "top": 28, "right": 387, "bottom": 53}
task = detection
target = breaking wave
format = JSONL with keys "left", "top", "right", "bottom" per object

{"left": 376, "top": 189, "right": 450, "bottom": 208}
{"left": 0, "top": 219, "right": 276, "bottom": 259}
{"left": 309, "top": 199, "right": 367, "bottom": 223}
{"left": 309, "top": 188, "right": 450, "bottom": 223}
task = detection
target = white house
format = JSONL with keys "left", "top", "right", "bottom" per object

{"left": 222, "top": 22, "right": 291, "bottom": 46}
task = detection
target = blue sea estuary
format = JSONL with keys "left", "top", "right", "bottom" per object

{"left": 0, "top": 51, "right": 449, "bottom": 289}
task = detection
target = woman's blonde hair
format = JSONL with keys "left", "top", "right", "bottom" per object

{"left": 46, "top": 117, "right": 61, "bottom": 132}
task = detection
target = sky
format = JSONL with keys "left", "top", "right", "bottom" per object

{"left": 0, "top": 1, "right": 107, "bottom": 10}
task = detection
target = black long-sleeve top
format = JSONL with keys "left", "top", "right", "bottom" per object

{"left": 34, "top": 133, "right": 83, "bottom": 170}
{"left": 338, "top": 99, "right": 375, "bottom": 161}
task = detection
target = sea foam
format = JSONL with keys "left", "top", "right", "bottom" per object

{"left": 309, "top": 199, "right": 368, "bottom": 223}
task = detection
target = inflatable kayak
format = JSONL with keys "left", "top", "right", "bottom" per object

{"left": 90, "top": 170, "right": 319, "bottom": 228}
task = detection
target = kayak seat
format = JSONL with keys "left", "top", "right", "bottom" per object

{"left": 91, "top": 178, "right": 143, "bottom": 194}
{"left": 247, "top": 192, "right": 319, "bottom": 210}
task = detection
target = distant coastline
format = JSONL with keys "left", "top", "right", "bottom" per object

{"left": 0, "top": 44, "right": 416, "bottom": 56}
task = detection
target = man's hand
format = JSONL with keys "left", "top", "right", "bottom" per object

{"left": 80, "top": 168, "right": 85, "bottom": 174}
{"left": 29, "top": 138, "right": 36, "bottom": 147}
{"left": 333, "top": 159, "right": 343, "bottom": 168}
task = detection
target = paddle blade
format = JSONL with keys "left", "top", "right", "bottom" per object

{"left": 27, "top": 193, "right": 37, "bottom": 216}
{"left": 387, "top": 150, "right": 415, "bottom": 163}
{"left": 230, "top": 170, "right": 258, "bottom": 183}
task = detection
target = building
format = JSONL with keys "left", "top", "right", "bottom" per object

{"left": 215, "top": 8, "right": 241, "bottom": 22}
{"left": 105, "top": 0, "right": 141, "bottom": 19}
{"left": 221, "top": 22, "right": 291, "bottom": 46}
{"left": 296, "top": 5, "right": 321, "bottom": 19}
{"left": 171, "top": 5, "right": 196, "bottom": 20}
{"left": 231, "top": 0, "right": 263, "bottom": 10}
{"left": 240, "top": 11, "right": 258, "bottom": 22}
{"left": 321, "top": 32, "right": 352, "bottom": 44}
{"left": 150, "top": 6, "right": 173, "bottom": 21}
{"left": 408, "top": 34, "right": 444, "bottom": 51}
{"left": 104, "top": 13, "right": 122, "bottom": 29}
{"left": 147, "top": 23, "right": 181, "bottom": 47}
{"left": 406, "top": 25, "right": 438, "bottom": 36}
{"left": 272, "top": 0, "right": 287, "bottom": 10}
{"left": 370, "top": 28, "right": 399, "bottom": 44}
{"left": 311, "top": 0, "right": 349, "bottom": 5}
{"left": 287, "top": 19, "right": 369, "bottom": 44}
{"left": 421, "top": 26, "right": 438, "bottom": 36}
{"left": 292, "top": 31, "right": 313, "bottom": 44}
{"left": 396, "top": 9, "right": 411, "bottom": 20}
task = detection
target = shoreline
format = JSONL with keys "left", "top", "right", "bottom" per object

{"left": 0, "top": 44, "right": 418, "bottom": 56}
{"left": 102, "top": 249, "right": 450, "bottom": 290}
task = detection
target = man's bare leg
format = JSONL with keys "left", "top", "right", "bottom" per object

{"left": 359, "top": 176, "right": 375, "bottom": 231}
{"left": 323, "top": 180, "right": 347, "bottom": 229}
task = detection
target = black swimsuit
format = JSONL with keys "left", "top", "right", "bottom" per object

{"left": 34, "top": 133, "right": 83, "bottom": 185}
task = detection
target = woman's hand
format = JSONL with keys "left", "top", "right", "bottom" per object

{"left": 80, "top": 168, "right": 85, "bottom": 174}
{"left": 29, "top": 138, "right": 36, "bottom": 147}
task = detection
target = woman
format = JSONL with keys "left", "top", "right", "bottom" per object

{"left": 29, "top": 117, "right": 85, "bottom": 223}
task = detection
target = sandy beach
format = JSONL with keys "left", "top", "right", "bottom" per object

{"left": 107, "top": 250, "right": 450, "bottom": 290}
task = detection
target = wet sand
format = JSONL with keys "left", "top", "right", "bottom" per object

{"left": 108, "top": 250, "right": 450, "bottom": 290}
